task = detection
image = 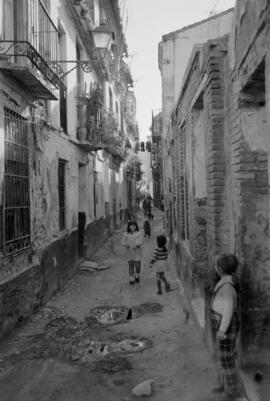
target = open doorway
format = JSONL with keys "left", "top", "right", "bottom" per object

{"left": 78, "top": 163, "right": 86, "bottom": 258}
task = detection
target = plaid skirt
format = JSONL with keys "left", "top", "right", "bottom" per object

{"left": 211, "top": 310, "right": 239, "bottom": 364}
{"left": 211, "top": 310, "right": 241, "bottom": 395}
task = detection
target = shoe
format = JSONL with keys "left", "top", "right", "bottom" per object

{"left": 129, "top": 280, "right": 135, "bottom": 285}
{"left": 135, "top": 277, "right": 140, "bottom": 283}
{"left": 156, "top": 290, "right": 162, "bottom": 295}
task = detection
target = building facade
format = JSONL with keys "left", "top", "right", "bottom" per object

{"left": 158, "top": 8, "right": 234, "bottom": 240}
{"left": 163, "top": 1, "right": 270, "bottom": 396}
{"left": 150, "top": 110, "right": 163, "bottom": 208}
{"left": 0, "top": 0, "right": 137, "bottom": 337}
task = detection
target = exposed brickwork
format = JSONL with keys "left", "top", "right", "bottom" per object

{"left": 203, "top": 39, "right": 229, "bottom": 253}
{"left": 228, "top": 2, "right": 270, "bottom": 358}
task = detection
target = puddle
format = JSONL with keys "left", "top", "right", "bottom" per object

{"left": 1, "top": 305, "right": 156, "bottom": 369}
{"left": 86, "top": 306, "right": 130, "bottom": 325}
{"left": 77, "top": 334, "right": 152, "bottom": 363}
{"left": 86, "top": 303, "right": 163, "bottom": 326}
{"left": 86, "top": 335, "right": 151, "bottom": 356}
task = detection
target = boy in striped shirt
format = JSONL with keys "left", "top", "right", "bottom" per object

{"left": 149, "top": 235, "right": 171, "bottom": 295}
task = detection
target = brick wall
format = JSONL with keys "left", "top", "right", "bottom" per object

{"left": 229, "top": 14, "right": 270, "bottom": 355}
{"left": 204, "top": 39, "right": 229, "bottom": 256}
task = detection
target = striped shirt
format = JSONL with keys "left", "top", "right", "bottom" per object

{"left": 150, "top": 247, "right": 168, "bottom": 264}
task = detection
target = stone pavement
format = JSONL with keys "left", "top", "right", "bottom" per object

{"left": 0, "top": 208, "right": 230, "bottom": 401}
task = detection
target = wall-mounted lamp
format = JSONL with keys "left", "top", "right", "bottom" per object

{"left": 49, "top": 23, "right": 114, "bottom": 81}
{"left": 91, "top": 22, "right": 114, "bottom": 51}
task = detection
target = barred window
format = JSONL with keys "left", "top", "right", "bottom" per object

{"left": 3, "top": 108, "right": 31, "bottom": 254}
{"left": 58, "top": 159, "right": 66, "bottom": 231}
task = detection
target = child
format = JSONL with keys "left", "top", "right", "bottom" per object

{"left": 122, "top": 220, "right": 143, "bottom": 284}
{"left": 143, "top": 214, "right": 151, "bottom": 239}
{"left": 149, "top": 234, "right": 170, "bottom": 295}
{"left": 211, "top": 254, "right": 242, "bottom": 401}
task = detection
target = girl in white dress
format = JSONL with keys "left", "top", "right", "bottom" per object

{"left": 122, "top": 220, "right": 143, "bottom": 284}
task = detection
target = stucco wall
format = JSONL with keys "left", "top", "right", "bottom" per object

{"left": 159, "top": 9, "right": 234, "bottom": 136}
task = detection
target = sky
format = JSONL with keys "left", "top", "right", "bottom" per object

{"left": 124, "top": 0, "right": 236, "bottom": 140}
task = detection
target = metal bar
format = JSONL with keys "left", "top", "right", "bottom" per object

{"left": 3, "top": 108, "right": 31, "bottom": 254}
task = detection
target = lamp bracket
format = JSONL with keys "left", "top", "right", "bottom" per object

{"left": 49, "top": 60, "right": 94, "bottom": 79}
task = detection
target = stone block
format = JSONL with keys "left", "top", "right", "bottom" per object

{"left": 132, "top": 380, "right": 154, "bottom": 397}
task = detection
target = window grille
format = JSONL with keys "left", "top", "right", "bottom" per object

{"left": 58, "top": 159, "right": 66, "bottom": 230}
{"left": 3, "top": 108, "right": 30, "bottom": 254}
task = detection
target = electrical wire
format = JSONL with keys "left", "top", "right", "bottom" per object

{"left": 209, "top": 0, "right": 220, "bottom": 15}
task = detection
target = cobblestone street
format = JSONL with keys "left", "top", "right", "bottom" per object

{"left": 0, "top": 209, "right": 219, "bottom": 401}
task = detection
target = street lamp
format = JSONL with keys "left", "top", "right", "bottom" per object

{"left": 50, "top": 23, "right": 114, "bottom": 79}
{"left": 91, "top": 22, "right": 114, "bottom": 50}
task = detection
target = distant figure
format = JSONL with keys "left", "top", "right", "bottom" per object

{"left": 149, "top": 234, "right": 170, "bottom": 295}
{"left": 143, "top": 214, "right": 151, "bottom": 239}
{"left": 160, "top": 196, "right": 164, "bottom": 211}
{"left": 136, "top": 195, "right": 140, "bottom": 210}
{"left": 211, "top": 254, "right": 243, "bottom": 400}
{"left": 122, "top": 220, "right": 143, "bottom": 284}
{"left": 142, "top": 194, "right": 152, "bottom": 217}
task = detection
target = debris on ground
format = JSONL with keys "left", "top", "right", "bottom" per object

{"left": 80, "top": 260, "right": 98, "bottom": 268}
{"left": 79, "top": 260, "right": 110, "bottom": 273}
{"left": 132, "top": 379, "right": 154, "bottom": 396}
{"left": 126, "top": 309, "right": 132, "bottom": 320}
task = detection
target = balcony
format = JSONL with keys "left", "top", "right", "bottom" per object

{"left": 0, "top": 0, "right": 62, "bottom": 100}
{"left": 76, "top": 99, "right": 126, "bottom": 160}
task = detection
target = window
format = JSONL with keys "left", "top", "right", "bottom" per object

{"left": 3, "top": 108, "right": 30, "bottom": 254}
{"left": 58, "top": 159, "right": 66, "bottom": 230}
{"left": 60, "top": 84, "right": 67, "bottom": 133}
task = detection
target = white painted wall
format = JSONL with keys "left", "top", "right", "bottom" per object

{"left": 159, "top": 10, "right": 234, "bottom": 135}
{"left": 49, "top": 0, "right": 99, "bottom": 138}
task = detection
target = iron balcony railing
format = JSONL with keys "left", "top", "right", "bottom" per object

{"left": 0, "top": 0, "right": 61, "bottom": 88}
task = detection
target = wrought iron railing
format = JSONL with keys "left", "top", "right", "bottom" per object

{"left": 3, "top": 108, "right": 31, "bottom": 254}
{"left": 0, "top": 0, "right": 61, "bottom": 88}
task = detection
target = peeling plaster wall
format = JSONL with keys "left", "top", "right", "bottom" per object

{"left": 0, "top": 0, "right": 130, "bottom": 339}
{"left": 227, "top": 1, "right": 270, "bottom": 364}
{"left": 240, "top": 108, "right": 268, "bottom": 152}
{"left": 32, "top": 128, "right": 79, "bottom": 248}
{"left": 230, "top": 102, "right": 270, "bottom": 351}
{"left": 232, "top": 0, "right": 269, "bottom": 70}
{"left": 48, "top": 0, "right": 99, "bottom": 137}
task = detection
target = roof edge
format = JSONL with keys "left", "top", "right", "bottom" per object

{"left": 162, "top": 7, "right": 234, "bottom": 42}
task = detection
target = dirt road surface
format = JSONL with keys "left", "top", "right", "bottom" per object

{"left": 0, "top": 209, "right": 219, "bottom": 401}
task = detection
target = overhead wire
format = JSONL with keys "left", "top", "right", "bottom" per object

{"left": 209, "top": 0, "right": 221, "bottom": 15}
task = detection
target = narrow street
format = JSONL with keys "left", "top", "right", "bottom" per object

{"left": 0, "top": 209, "right": 218, "bottom": 401}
